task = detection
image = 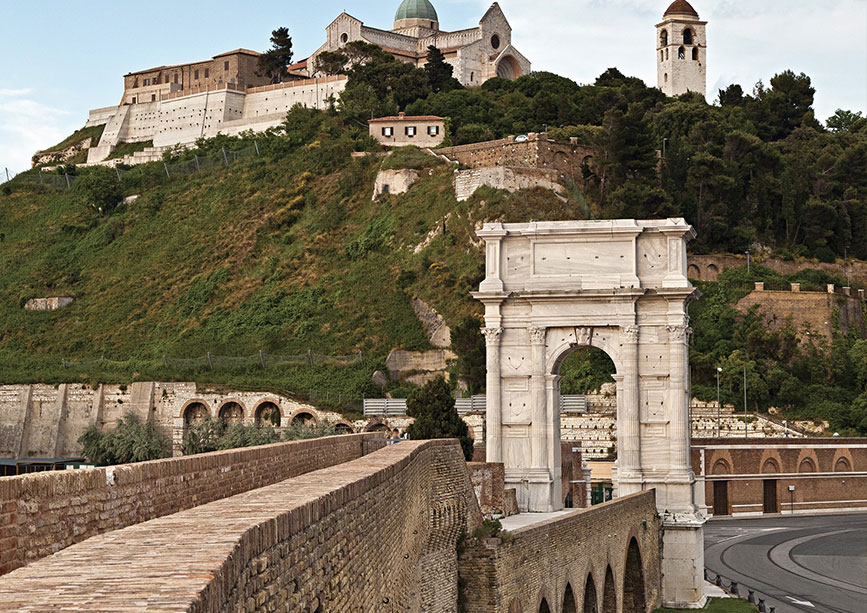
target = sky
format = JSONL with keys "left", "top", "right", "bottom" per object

{"left": 1, "top": 0, "right": 865, "bottom": 178}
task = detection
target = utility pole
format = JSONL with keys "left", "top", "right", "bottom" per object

{"left": 743, "top": 366, "right": 748, "bottom": 439}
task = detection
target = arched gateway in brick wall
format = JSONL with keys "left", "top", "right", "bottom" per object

{"left": 474, "top": 219, "right": 706, "bottom": 608}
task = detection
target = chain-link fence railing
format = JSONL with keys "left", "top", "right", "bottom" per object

{"left": 6, "top": 142, "right": 262, "bottom": 192}
{"left": 60, "top": 349, "right": 363, "bottom": 372}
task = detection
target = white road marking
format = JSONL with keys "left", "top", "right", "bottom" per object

{"left": 786, "top": 596, "right": 815, "bottom": 607}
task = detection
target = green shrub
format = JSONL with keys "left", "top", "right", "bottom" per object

{"left": 71, "top": 167, "right": 123, "bottom": 215}
{"left": 406, "top": 376, "right": 473, "bottom": 461}
{"left": 77, "top": 412, "right": 170, "bottom": 465}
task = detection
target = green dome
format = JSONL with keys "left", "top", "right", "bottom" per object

{"left": 395, "top": 0, "right": 438, "bottom": 22}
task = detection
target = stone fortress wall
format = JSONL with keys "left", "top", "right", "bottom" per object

{"left": 0, "top": 381, "right": 805, "bottom": 464}
{"left": 689, "top": 255, "right": 867, "bottom": 341}
{"left": 84, "top": 76, "right": 347, "bottom": 165}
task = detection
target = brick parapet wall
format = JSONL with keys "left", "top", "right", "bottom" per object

{"left": 0, "top": 433, "right": 385, "bottom": 575}
{"left": 0, "top": 440, "right": 483, "bottom": 612}
{"left": 458, "top": 491, "right": 661, "bottom": 613}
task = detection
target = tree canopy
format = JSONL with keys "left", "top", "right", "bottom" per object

{"left": 257, "top": 27, "right": 294, "bottom": 84}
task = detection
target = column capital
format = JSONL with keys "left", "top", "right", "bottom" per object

{"left": 667, "top": 325, "right": 692, "bottom": 341}
{"left": 621, "top": 325, "right": 640, "bottom": 344}
{"left": 481, "top": 327, "right": 503, "bottom": 344}
{"left": 528, "top": 326, "right": 547, "bottom": 345}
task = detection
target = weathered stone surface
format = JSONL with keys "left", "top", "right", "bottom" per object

{"left": 23, "top": 297, "right": 73, "bottom": 311}
{"left": 474, "top": 219, "right": 706, "bottom": 607}
{"left": 372, "top": 168, "right": 420, "bottom": 199}
{"left": 385, "top": 349, "right": 456, "bottom": 383}
{"left": 411, "top": 298, "right": 451, "bottom": 348}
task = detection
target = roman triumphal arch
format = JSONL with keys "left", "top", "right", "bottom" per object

{"left": 474, "top": 219, "right": 706, "bottom": 608}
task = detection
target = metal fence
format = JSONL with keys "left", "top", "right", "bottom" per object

{"left": 60, "top": 350, "right": 363, "bottom": 371}
{"left": 363, "top": 395, "right": 588, "bottom": 416}
{"left": 4, "top": 142, "right": 261, "bottom": 192}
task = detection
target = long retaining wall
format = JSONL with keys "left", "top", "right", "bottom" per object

{"left": 0, "top": 433, "right": 386, "bottom": 575}
{"left": 459, "top": 491, "right": 661, "bottom": 613}
{"left": 0, "top": 439, "right": 481, "bottom": 612}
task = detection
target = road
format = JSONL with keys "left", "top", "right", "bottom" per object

{"left": 704, "top": 513, "right": 867, "bottom": 613}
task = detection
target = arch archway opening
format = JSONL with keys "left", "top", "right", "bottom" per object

{"left": 366, "top": 422, "right": 391, "bottom": 435}
{"left": 583, "top": 575, "right": 598, "bottom": 613}
{"left": 539, "top": 597, "right": 551, "bottom": 613}
{"left": 660, "top": 30, "right": 669, "bottom": 46}
{"left": 183, "top": 402, "right": 209, "bottom": 429}
{"left": 291, "top": 411, "right": 317, "bottom": 428}
{"left": 678, "top": 46, "right": 685, "bottom": 60}
{"left": 798, "top": 457, "right": 817, "bottom": 473}
{"left": 254, "top": 401, "right": 281, "bottom": 428}
{"left": 334, "top": 422, "right": 354, "bottom": 435}
{"left": 496, "top": 55, "right": 523, "bottom": 80}
{"left": 683, "top": 28, "right": 694, "bottom": 45}
{"left": 622, "top": 539, "right": 646, "bottom": 613}
{"left": 218, "top": 401, "right": 244, "bottom": 427}
{"left": 562, "top": 583, "right": 577, "bottom": 613}
{"left": 603, "top": 566, "right": 617, "bottom": 612}
{"left": 692, "top": 47, "right": 699, "bottom": 61}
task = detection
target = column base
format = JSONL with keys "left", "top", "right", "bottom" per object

{"left": 505, "top": 469, "right": 561, "bottom": 512}
{"left": 661, "top": 512, "right": 706, "bottom": 609}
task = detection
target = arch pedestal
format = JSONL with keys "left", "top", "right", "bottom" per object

{"left": 474, "top": 220, "right": 707, "bottom": 608}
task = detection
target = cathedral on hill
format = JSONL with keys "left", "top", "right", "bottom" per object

{"left": 297, "top": 1, "right": 531, "bottom": 86}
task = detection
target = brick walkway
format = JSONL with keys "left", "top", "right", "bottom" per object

{"left": 1, "top": 441, "right": 459, "bottom": 612}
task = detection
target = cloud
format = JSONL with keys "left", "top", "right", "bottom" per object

{"left": 0, "top": 88, "right": 32, "bottom": 97}
{"left": 466, "top": 0, "right": 866, "bottom": 118}
{"left": 0, "top": 92, "right": 76, "bottom": 179}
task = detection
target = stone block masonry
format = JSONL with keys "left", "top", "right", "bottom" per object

{"left": 459, "top": 491, "right": 661, "bottom": 612}
{"left": 0, "top": 440, "right": 482, "bottom": 612}
{"left": 0, "top": 433, "right": 386, "bottom": 575}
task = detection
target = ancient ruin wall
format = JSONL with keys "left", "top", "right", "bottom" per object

{"left": 0, "top": 433, "right": 386, "bottom": 575}
{"left": 0, "top": 440, "right": 482, "bottom": 612}
{"left": 459, "top": 491, "right": 661, "bottom": 612}
{"left": 735, "top": 288, "right": 865, "bottom": 340}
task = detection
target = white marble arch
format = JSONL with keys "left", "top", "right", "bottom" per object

{"left": 473, "top": 219, "right": 707, "bottom": 609}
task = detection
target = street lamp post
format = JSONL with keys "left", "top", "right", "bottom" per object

{"left": 716, "top": 367, "right": 723, "bottom": 437}
{"left": 743, "top": 366, "right": 748, "bottom": 439}
{"left": 745, "top": 249, "right": 751, "bottom": 274}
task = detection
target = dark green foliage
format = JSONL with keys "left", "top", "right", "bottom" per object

{"left": 424, "top": 46, "right": 460, "bottom": 93}
{"left": 472, "top": 517, "right": 504, "bottom": 539}
{"left": 559, "top": 348, "right": 616, "bottom": 395}
{"left": 406, "top": 376, "right": 473, "bottom": 461}
{"left": 183, "top": 416, "right": 224, "bottom": 455}
{"left": 257, "top": 27, "right": 294, "bottom": 84}
{"left": 71, "top": 166, "right": 123, "bottom": 215}
{"left": 826, "top": 109, "right": 863, "bottom": 133}
{"left": 217, "top": 423, "right": 280, "bottom": 450}
{"left": 450, "top": 317, "right": 486, "bottom": 394}
{"left": 77, "top": 412, "right": 170, "bottom": 465}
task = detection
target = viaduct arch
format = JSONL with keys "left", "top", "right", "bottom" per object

{"left": 474, "top": 219, "right": 705, "bottom": 608}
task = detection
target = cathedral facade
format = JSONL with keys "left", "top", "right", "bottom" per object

{"left": 303, "top": 1, "right": 531, "bottom": 87}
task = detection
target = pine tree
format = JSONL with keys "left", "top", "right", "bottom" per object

{"left": 424, "top": 46, "right": 459, "bottom": 93}
{"left": 257, "top": 27, "right": 294, "bottom": 84}
{"left": 405, "top": 376, "right": 474, "bottom": 461}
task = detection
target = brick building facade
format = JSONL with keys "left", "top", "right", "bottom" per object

{"left": 692, "top": 438, "right": 867, "bottom": 517}
{"left": 121, "top": 49, "right": 270, "bottom": 105}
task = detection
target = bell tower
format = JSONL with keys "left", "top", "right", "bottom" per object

{"left": 657, "top": 0, "right": 707, "bottom": 97}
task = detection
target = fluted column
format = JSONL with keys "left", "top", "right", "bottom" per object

{"left": 482, "top": 327, "right": 504, "bottom": 463}
{"left": 668, "top": 324, "right": 691, "bottom": 474}
{"left": 618, "top": 325, "right": 642, "bottom": 494}
{"left": 528, "top": 326, "right": 548, "bottom": 469}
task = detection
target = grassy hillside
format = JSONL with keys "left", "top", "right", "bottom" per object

{"left": 3, "top": 108, "right": 866, "bottom": 432}
{"left": 0, "top": 114, "right": 589, "bottom": 409}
